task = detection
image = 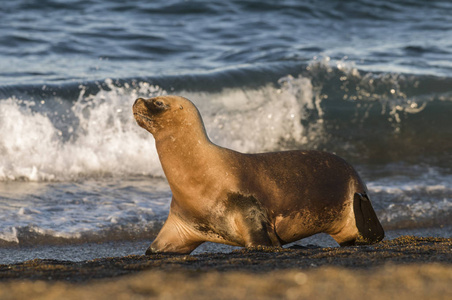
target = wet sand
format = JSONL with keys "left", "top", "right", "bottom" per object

{"left": 0, "top": 236, "right": 451, "bottom": 299}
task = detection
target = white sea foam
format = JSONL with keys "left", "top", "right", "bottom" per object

{"left": 379, "top": 198, "right": 452, "bottom": 227}
{"left": 0, "top": 178, "right": 172, "bottom": 245}
{"left": 367, "top": 170, "right": 452, "bottom": 229}
{"left": 0, "top": 75, "right": 322, "bottom": 181}
{"left": 190, "top": 75, "right": 320, "bottom": 153}
{"left": 0, "top": 81, "right": 166, "bottom": 181}
{"left": 0, "top": 227, "right": 19, "bottom": 243}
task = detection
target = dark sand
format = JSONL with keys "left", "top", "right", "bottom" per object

{"left": 0, "top": 236, "right": 451, "bottom": 299}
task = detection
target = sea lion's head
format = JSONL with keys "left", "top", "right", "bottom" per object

{"left": 133, "top": 95, "right": 207, "bottom": 140}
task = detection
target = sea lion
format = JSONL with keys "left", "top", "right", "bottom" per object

{"left": 133, "top": 95, "right": 384, "bottom": 254}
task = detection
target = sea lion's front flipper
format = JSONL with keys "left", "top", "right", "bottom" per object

{"left": 145, "top": 211, "right": 202, "bottom": 255}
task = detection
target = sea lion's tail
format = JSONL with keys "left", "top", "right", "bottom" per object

{"left": 353, "top": 193, "right": 385, "bottom": 244}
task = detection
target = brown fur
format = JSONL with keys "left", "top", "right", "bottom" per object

{"left": 133, "top": 96, "right": 384, "bottom": 254}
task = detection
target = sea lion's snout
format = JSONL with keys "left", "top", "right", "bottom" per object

{"left": 133, "top": 97, "right": 145, "bottom": 107}
{"left": 133, "top": 98, "right": 155, "bottom": 132}
{"left": 133, "top": 97, "right": 173, "bottom": 134}
{"left": 132, "top": 98, "right": 147, "bottom": 115}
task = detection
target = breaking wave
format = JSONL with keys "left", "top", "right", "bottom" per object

{"left": 1, "top": 60, "right": 451, "bottom": 181}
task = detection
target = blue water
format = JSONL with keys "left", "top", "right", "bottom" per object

{"left": 1, "top": 0, "right": 452, "bottom": 85}
{"left": 0, "top": 0, "right": 451, "bottom": 258}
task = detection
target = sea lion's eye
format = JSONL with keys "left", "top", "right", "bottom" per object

{"left": 155, "top": 100, "right": 164, "bottom": 107}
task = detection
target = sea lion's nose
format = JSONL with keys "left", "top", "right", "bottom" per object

{"left": 134, "top": 98, "right": 145, "bottom": 107}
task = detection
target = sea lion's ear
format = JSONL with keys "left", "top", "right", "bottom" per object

{"left": 179, "top": 105, "right": 183, "bottom": 110}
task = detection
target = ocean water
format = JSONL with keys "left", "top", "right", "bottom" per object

{"left": 0, "top": 0, "right": 451, "bottom": 262}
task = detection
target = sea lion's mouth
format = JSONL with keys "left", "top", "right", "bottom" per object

{"left": 133, "top": 112, "right": 154, "bottom": 123}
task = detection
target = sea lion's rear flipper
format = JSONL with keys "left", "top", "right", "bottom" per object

{"left": 353, "top": 193, "right": 385, "bottom": 244}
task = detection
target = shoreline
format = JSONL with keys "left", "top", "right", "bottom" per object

{"left": 0, "top": 236, "right": 451, "bottom": 299}
{"left": 1, "top": 226, "right": 450, "bottom": 265}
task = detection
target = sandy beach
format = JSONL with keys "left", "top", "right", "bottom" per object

{"left": 0, "top": 236, "right": 451, "bottom": 299}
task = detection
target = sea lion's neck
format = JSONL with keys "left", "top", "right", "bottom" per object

{"left": 155, "top": 129, "right": 214, "bottom": 158}
{"left": 154, "top": 127, "right": 224, "bottom": 196}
